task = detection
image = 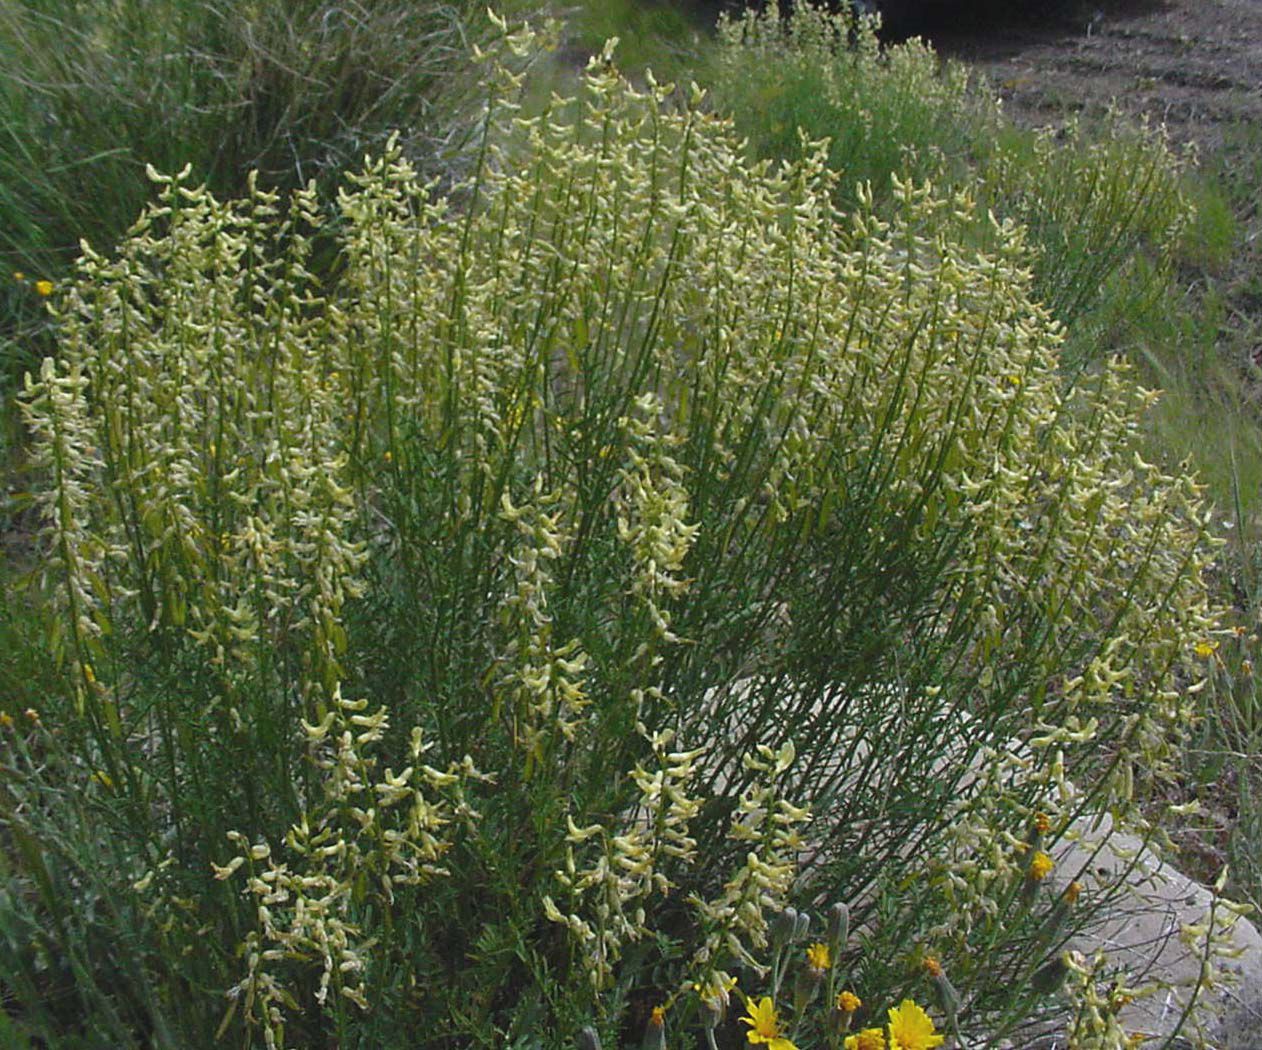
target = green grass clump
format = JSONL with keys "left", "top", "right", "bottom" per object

{"left": 0, "top": 0, "right": 495, "bottom": 394}
{"left": 3, "top": 19, "right": 1227, "bottom": 1047}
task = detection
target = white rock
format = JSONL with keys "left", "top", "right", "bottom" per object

{"left": 1054, "top": 812, "right": 1262, "bottom": 1047}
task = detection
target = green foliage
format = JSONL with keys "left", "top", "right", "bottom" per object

{"left": 5, "top": 19, "right": 1225, "bottom": 1048}
{"left": 561, "top": 0, "right": 711, "bottom": 79}
{"left": 0, "top": 0, "right": 494, "bottom": 393}
{"left": 708, "top": 4, "right": 1195, "bottom": 359}
{"left": 710, "top": 3, "right": 988, "bottom": 213}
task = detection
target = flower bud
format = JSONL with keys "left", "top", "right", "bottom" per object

{"left": 641, "top": 1006, "right": 666, "bottom": 1050}
{"left": 793, "top": 910, "right": 811, "bottom": 944}
{"left": 826, "top": 902, "right": 850, "bottom": 956}
{"left": 926, "top": 958, "right": 960, "bottom": 1031}
{"left": 771, "top": 907, "right": 799, "bottom": 949}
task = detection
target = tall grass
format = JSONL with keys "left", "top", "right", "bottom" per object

{"left": 0, "top": 0, "right": 493, "bottom": 395}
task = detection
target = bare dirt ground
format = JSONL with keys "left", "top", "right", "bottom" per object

{"left": 932, "top": 0, "right": 1262, "bottom": 155}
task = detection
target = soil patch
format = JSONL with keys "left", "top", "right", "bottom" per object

{"left": 928, "top": 0, "right": 1262, "bottom": 155}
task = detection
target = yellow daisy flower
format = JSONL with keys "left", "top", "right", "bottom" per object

{"left": 887, "top": 999, "right": 944, "bottom": 1050}
{"left": 838, "top": 990, "right": 862, "bottom": 1013}
{"left": 845, "top": 1028, "right": 886, "bottom": 1050}
{"left": 741, "top": 997, "right": 797, "bottom": 1050}
{"left": 1028, "top": 850, "right": 1054, "bottom": 882}
{"left": 34, "top": 279, "right": 53, "bottom": 296}
{"left": 806, "top": 942, "right": 832, "bottom": 972}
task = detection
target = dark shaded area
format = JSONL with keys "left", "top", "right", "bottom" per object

{"left": 671, "top": 0, "right": 1166, "bottom": 43}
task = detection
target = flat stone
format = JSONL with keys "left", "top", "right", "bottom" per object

{"left": 1054, "top": 813, "right": 1262, "bottom": 1047}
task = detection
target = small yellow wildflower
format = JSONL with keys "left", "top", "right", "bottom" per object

{"left": 1028, "top": 850, "right": 1054, "bottom": 882}
{"left": 383, "top": 450, "right": 392, "bottom": 463}
{"left": 741, "top": 997, "right": 797, "bottom": 1050}
{"left": 0, "top": 711, "right": 13, "bottom": 730}
{"left": 886, "top": 999, "right": 944, "bottom": 1050}
{"left": 1033, "top": 812, "right": 1051, "bottom": 834}
{"left": 13, "top": 271, "right": 25, "bottom": 282}
{"left": 24, "top": 707, "right": 40, "bottom": 725}
{"left": 838, "top": 990, "right": 862, "bottom": 1013}
{"left": 1194, "top": 640, "right": 1218, "bottom": 658}
{"left": 806, "top": 942, "right": 832, "bottom": 972}
{"left": 845, "top": 1028, "right": 886, "bottom": 1050}
{"left": 34, "top": 279, "right": 53, "bottom": 297}
{"left": 641, "top": 1004, "right": 667, "bottom": 1050}
{"left": 1064, "top": 880, "right": 1082, "bottom": 904}
{"left": 923, "top": 956, "right": 943, "bottom": 978}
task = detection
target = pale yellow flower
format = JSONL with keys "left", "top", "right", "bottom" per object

{"left": 34, "top": 279, "right": 53, "bottom": 296}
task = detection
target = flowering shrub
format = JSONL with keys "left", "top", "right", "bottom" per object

{"left": 8, "top": 13, "right": 1226, "bottom": 1049}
